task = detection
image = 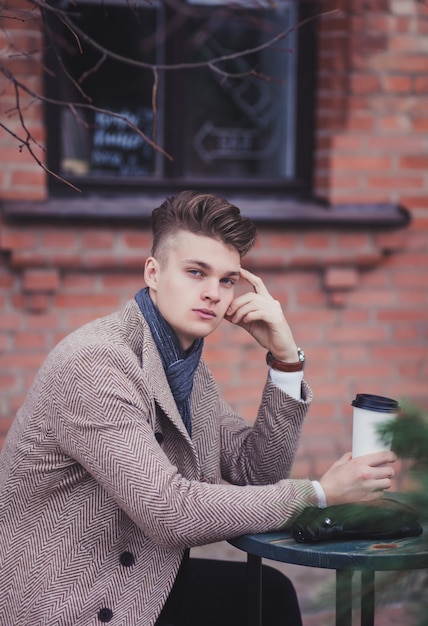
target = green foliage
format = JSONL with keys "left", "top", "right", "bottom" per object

{"left": 379, "top": 403, "right": 428, "bottom": 517}
{"left": 382, "top": 404, "right": 428, "bottom": 468}
{"left": 379, "top": 403, "right": 428, "bottom": 626}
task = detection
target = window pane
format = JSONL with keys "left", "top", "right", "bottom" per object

{"left": 58, "top": 4, "right": 162, "bottom": 178}
{"left": 49, "top": 1, "right": 303, "bottom": 188}
{"left": 182, "top": 4, "right": 297, "bottom": 179}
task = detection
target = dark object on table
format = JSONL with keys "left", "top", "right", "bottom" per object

{"left": 291, "top": 498, "right": 423, "bottom": 543}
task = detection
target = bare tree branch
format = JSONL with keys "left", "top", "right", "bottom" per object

{"left": 0, "top": 0, "right": 336, "bottom": 188}
{"left": 35, "top": 0, "right": 334, "bottom": 74}
{"left": 0, "top": 81, "right": 82, "bottom": 192}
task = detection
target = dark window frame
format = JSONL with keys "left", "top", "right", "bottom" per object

{"left": 1, "top": 1, "right": 411, "bottom": 228}
{"left": 43, "top": 0, "right": 318, "bottom": 202}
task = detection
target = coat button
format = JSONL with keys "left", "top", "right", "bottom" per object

{"left": 120, "top": 551, "right": 135, "bottom": 567}
{"left": 98, "top": 607, "right": 113, "bottom": 622}
{"left": 155, "top": 432, "right": 164, "bottom": 444}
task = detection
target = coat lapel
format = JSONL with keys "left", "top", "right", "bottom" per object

{"left": 129, "top": 300, "right": 217, "bottom": 476}
{"left": 189, "top": 363, "right": 222, "bottom": 478}
{"left": 135, "top": 312, "right": 195, "bottom": 449}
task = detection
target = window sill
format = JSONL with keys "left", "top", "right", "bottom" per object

{"left": 1, "top": 195, "right": 411, "bottom": 229}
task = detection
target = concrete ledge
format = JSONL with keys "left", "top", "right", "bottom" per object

{"left": 1, "top": 196, "right": 411, "bottom": 229}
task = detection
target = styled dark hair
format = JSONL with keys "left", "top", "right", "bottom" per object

{"left": 151, "top": 190, "right": 257, "bottom": 260}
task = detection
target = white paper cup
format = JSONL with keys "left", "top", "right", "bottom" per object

{"left": 351, "top": 393, "right": 399, "bottom": 458}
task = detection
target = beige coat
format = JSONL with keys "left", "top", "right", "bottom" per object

{"left": 0, "top": 299, "right": 318, "bottom": 626}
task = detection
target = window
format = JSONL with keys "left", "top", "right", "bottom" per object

{"left": 44, "top": 0, "right": 317, "bottom": 197}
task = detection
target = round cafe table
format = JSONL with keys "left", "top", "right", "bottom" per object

{"left": 228, "top": 524, "right": 428, "bottom": 626}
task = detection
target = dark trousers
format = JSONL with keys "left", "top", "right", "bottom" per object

{"left": 156, "top": 557, "right": 302, "bottom": 626}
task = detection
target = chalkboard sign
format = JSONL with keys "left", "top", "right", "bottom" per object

{"left": 90, "top": 106, "right": 154, "bottom": 176}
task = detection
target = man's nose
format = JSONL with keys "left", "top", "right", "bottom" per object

{"left": 202, "top": 280, "right": 220, "bottom": 302}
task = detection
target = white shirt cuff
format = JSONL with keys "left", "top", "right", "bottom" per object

{"left": 311, "top": 480, "right": 327, "bottom": 508}
{"left": 268, "top": 368, "right": 303, "bottom": 401}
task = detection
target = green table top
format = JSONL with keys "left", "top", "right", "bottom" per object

{"left": 229, "top": 525, "right": 428, "bottom": 571}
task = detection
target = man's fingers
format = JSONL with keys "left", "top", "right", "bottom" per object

{"left": 363, "top": 450, "right": 397, "bottom": 466}
{"left": 239, "top": 268, "right": 269, "bottom": 295}
{"left": 227, "top": 292, "right": 271, "bottom": 318}
{"left": 372, "top": 464, "right": 395, "bottom": 480}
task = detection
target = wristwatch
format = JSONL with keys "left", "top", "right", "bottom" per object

{"left": 266, "top": 347, "right": 305, "bottom": 372}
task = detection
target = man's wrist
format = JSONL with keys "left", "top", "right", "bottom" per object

{"left": 266, "top": 347, "right": 305, "bottom": 372}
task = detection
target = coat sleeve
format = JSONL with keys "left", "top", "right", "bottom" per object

{"left": 49, "top": 344, "right": 319, "bottom": 549}
{"left": 217, "top": 376, "right": 313, "bottom": 486}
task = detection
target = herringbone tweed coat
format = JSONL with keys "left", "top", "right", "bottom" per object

{"left": 0, "top": 299, "right": 318, "bottom": 626}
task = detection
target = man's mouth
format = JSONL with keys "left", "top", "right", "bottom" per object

{"left": 193, "top": 308, "right": 217, "bottom": 319}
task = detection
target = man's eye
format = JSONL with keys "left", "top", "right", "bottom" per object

{"left": 188, "top": 269, "right": 202, "bottom": 276}
{"left": 221, "top": 278, "right": 235, "bottom": 286}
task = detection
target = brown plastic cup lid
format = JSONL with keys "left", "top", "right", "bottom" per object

{"left": 351, "top": 393, "right": 399, "bottom": 413}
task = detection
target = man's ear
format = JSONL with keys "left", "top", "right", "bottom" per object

{"left": 144, "top": 256, "right": 160, "bottom": 289}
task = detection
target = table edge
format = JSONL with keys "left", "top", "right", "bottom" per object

{"left": 228, "top": 528, "right": 428, "bottom": 571}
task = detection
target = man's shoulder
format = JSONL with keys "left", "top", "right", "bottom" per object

{"left": 48, "top": 299, "right": 146, "bottom": 364}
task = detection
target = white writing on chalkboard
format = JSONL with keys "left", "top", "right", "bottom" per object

{"left": 93, "top": 129, "right": 144, "bottom": 150}
{"left": 91, "top": 150, "right": 123, "bottom": 167}
{"left": 90, "top": 106, "right": 154, "bottom": 175}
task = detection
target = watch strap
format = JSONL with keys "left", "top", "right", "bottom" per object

{"left": 266, "top": 348, "right": 305, "bottom": 372}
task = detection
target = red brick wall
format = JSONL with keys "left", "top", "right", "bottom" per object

{"left": 0, "top": 0, "right": 46, "bottom": 200}
{"left": 1, "top": 0, "right": 427, "bottom": 485}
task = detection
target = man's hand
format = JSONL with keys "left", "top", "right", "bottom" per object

{"left": 225, "top": 268, "right": 299, "bottom": 362}
{"left": 319, "top": 450, "right": 397, "bottom": 506}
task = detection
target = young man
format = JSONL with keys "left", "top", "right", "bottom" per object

{"left": 0, "top": 191, "right": 396, "bottom": 626}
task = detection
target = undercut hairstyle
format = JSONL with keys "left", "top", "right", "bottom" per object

{"left": 150, "top": 190, "right": 257, "bottom": 263}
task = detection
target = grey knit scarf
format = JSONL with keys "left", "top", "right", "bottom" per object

{"left": 135, "top": 287, "right": 203, "bottom": 437}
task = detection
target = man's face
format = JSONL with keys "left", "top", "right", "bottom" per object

{"left": 144, "top": 231, "right": 241, "bottom": 350}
